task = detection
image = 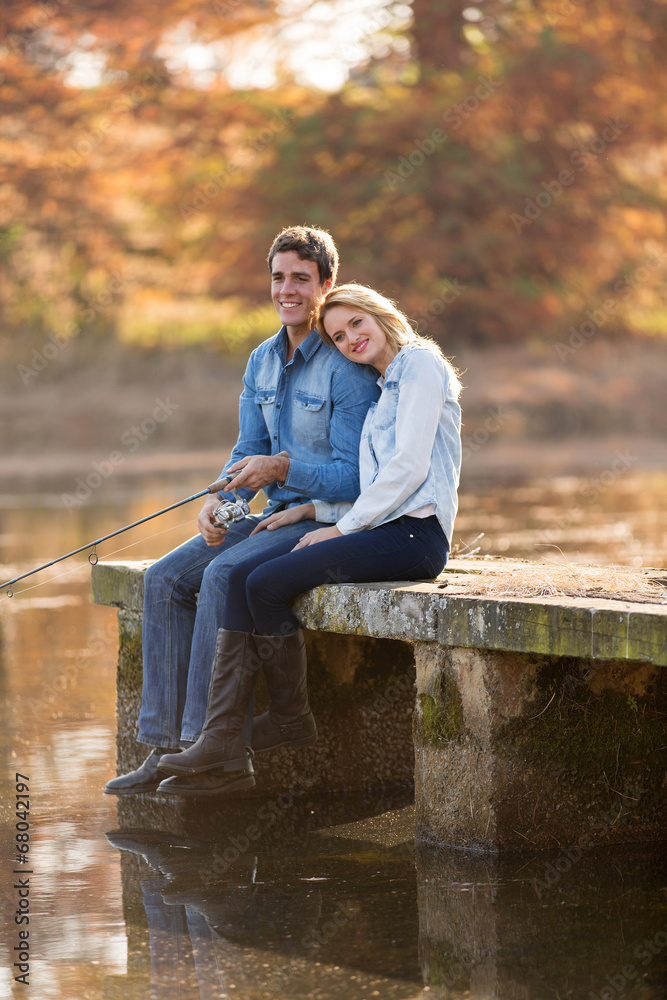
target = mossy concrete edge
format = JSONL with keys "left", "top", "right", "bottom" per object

{"left": 92, "top": 561, "right": 667, "bottom": 666}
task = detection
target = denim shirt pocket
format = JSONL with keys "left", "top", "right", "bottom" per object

{"left": 372, "top": 380, "right": 399, "bottom": 430}
{"left": 256, "top": 387, "right": 276, "bottom": 436}
{"left": 293, "top": 389, "right": 328, "bottom": 440}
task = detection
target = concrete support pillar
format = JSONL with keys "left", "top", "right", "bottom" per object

{"left": 413, "top": 643, "right": 666, "bottom": 852}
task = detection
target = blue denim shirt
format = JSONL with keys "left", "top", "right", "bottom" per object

{"left": 219, "top": 327, "right": 380, "bottom": 512}
{"left": 313, "top": 343, "right": 462, "bottom": 543}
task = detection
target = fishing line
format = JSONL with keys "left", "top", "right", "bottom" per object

{"left": 1, "top": 453, "right": 288, "bottom": 602}
{"left": 0, "top": 472, "right": 244, "bottom": 601}
{"left": 0, "top": 514, "right": 198, "bottom": 604}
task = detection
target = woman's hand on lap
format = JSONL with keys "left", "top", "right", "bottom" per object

{"left": 292, "top": 525, "right": 343, "bottom": 549}
{"left": 250, "top": 503, "right": 315, "bottom": 536}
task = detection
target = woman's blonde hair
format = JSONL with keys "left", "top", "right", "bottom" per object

{"left": 317, "top": 283, "right": 462, "bottom": 397}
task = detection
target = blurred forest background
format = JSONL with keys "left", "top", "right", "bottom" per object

{"left": 1, "top": 0, "right": 666, "bottom": 480}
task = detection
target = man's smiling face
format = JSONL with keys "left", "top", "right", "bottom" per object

{"left": 270, "top": 250, "right": 331, "bottom": 338}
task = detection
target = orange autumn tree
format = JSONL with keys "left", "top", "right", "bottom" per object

{"left": 233, "top": 0, "right": 667, "bottom": 345}
{"left": 1, "top": 0, "right": 665, "bottom": 360}
{"left": 0, "top": 0, "right": 283, "bottom": 359}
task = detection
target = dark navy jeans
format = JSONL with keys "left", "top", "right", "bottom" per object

{"left": 223, "top": 515, "right": 449, "bottom": 635}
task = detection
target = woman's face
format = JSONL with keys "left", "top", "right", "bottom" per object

{"left": 323, "top": 304, "right": 397, "bottom": 375}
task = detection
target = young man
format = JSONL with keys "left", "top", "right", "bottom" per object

{"left": 105, "top": 226, "right": 379, "bottom": 796}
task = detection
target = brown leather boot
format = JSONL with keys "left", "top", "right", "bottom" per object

{"left": 158, "top": 629, "right": 258, "bottom": 776}
{"left": 250, "top": 631, "right": 318, "bottom": 754}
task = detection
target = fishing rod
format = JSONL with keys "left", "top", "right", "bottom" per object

{"left": 1, "top": 473, "right": 250, "bottom": 598}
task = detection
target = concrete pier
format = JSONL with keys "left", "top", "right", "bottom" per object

{"left": 92, "top": 558, "right": 667, "bottom": 852}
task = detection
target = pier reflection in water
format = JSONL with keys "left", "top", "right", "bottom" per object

{"left": 105, "top": 806, "right": 667, "bottom": 1000}
{"left": 0, "top": 469, "right": 666, "bottom": 999}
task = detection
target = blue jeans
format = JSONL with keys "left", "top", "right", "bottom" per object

{"left": 223, "top": 515, "right": 449, "bottom": 635}
{"left": 141, "top": 879, "right": 223, "bottom": 1000}
{"left": 137, "top": 516, "right": 326, "bottom": 746}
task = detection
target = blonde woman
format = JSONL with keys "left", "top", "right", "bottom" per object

{"left": 157, "top": 284, "right": 462, "bottom": 795}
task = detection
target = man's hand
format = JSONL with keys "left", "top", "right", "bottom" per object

{"left": 292, "top": 525, "right": 343, "bottom": 550}
{"left": 225, "top": 454, "right": 290, "bottom": 491}
{"left": 197, "top": 495, "right": 229, "bottom": 547}
{"left": 250, "top": 503, "right": 315, "bottom": 536}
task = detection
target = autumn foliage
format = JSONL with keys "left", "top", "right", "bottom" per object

{"left": 1, "top": 0, "right": 665, "bottom": 359}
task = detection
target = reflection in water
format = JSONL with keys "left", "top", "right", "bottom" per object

{"left": 0, "top": 469, "right": 666, "bottom": 999}
{"left": 0, "top": 575, "right": 124, "bottom": 999}
{"left": 417, "top": 846, "right": 667, "bottom": 1000}
{"left": 102, "top": 822, "right": 667, "bottom": 1000}
{"left": 455, "top": 471, "right": 667, "bottom": 567}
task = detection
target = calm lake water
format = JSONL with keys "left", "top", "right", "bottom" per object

{"left": 0, "top": 468, "right": 666, "bottom": 1000}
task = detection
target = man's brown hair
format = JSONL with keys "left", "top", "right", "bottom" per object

{"left": 268, "top": 226, "right": 339, "bottom": 285}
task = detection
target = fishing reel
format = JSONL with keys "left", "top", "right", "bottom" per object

{"left": 212, "top": 485, "right": 251, "bottom": 529}
{"left": 210, "top": 452, "right": 287, "bottom": 531}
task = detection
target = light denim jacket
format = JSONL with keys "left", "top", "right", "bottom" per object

{"left": 219, "top": 327, "right": 380, "bottom": 513}
{"left": 313, "top": 344, "right": 462, "bottom": 543}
